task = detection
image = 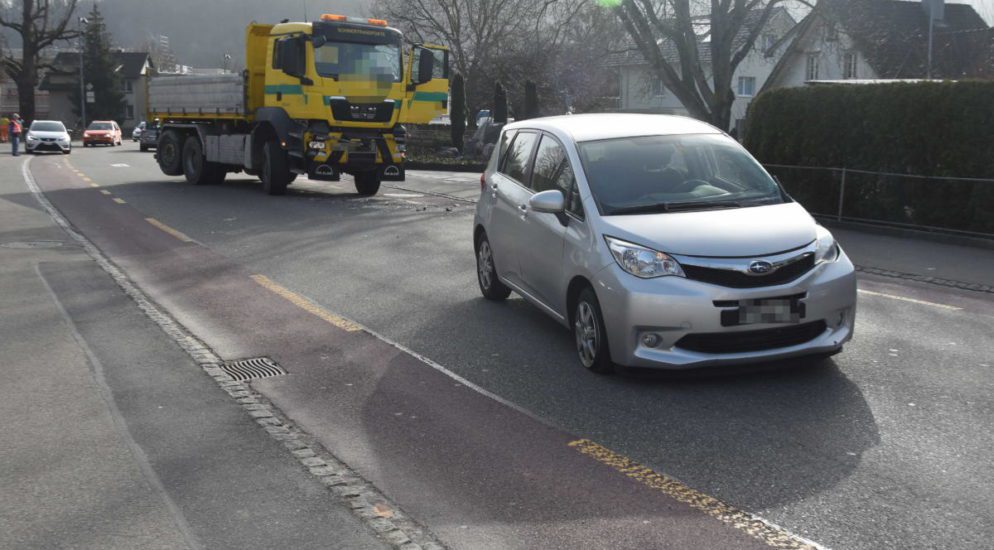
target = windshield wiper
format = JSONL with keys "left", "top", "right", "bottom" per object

{"left": 607, "top": 202, "right": 672, "bottom": 215}
{"left": 663, "top": 200, "right": 744, "bottom": 212}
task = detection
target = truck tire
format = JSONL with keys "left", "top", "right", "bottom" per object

{"left": 354, "top": 172, "right": 381, "bottom": 196}
{"left": 157, "top": 130, "right": 184, "bottom": 176}
{"left": 182, "top": 136, "right": 226, "bottom": 185}
{"left": 261, "top": 141, "right": 290, "bottom": 195}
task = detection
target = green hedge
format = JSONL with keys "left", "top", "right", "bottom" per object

{"left": 744, "top": 82, "right": 994, "bottom": 234}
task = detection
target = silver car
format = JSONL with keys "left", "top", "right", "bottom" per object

{"left": 473, "top": 114, "right": 856, "bottom": 372}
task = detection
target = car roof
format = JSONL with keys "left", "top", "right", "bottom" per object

{"left": 503, "top": 113, "right": 723, "bottom": 143}
{"left": 31, "top": 120, "right": 65, "bottom": 125}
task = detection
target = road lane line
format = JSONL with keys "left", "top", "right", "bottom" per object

{"left": 145, "top": 218, "right": 193, "bottom": 243}
{"left": 250, "top": 275, "right": 363, "bottom": 332}
{"left": 89, "top": 182, "right": 99, "bottom": 188}
{"left": 112, "top": 198, "right": 126, "bottom": 204}
{"left": 857, "top": 289, "right": 962, "bottom": 311}
{"left": 99, "top": 190, "right": 111, "bottom": 195}
{"left": 568, "top": 439, "right": 827, "bottom": 550}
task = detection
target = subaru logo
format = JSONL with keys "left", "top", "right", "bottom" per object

{"left": 748, "top": 260, "right": 774, "bottom": 275}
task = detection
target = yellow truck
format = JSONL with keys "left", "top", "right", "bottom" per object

{"left": 148, "top": 14, "right": 449, "bottom": 196}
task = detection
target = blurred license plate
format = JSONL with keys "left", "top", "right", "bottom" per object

{"left": 737, "top": 298, "right": 802, "bottom": 325}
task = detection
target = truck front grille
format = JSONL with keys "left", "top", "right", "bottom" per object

{"left": 329, "top": 99, "right": 394, "bottom": 123}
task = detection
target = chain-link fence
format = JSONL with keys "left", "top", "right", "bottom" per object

{"left": 764, "top": 164, "right": 994, "bottom": 239}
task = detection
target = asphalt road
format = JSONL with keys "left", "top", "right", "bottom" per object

{"left": 29, "top": 144, "right": 994, "bottom": 549}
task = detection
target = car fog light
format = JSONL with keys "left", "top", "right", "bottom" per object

{"left": 641, "top": 333, "right": 661, "bottom": 348}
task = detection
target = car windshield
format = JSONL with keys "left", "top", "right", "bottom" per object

{"left": 31, "top": 122, "right": 65, "bottom": 132}
{"left": 577, "top": 134, "right": 784, "bottom": 215}
{"left": 314, "top": 41, "right": 402, "bottom": 82}
{"left": 89, "top": 122, "right": 113, "bottom": 130}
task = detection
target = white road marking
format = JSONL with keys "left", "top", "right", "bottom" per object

{"left": 111, "top": 163, "right": 130, "bottom": 168}
{"left": 857, "top": 289, "right": 962, "bottom": 311}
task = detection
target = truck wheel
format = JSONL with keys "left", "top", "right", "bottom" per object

{"left": 354, "top": 172, "right": 381, "bottom": 196}
{"left": 182, "top": 136, "right": 226, "bottom": 185}
{"left": 262, "top": 141, "right": 290, "bottom": 195}
{"left": 158, "top": 130, "right": 184, "bottom": 176}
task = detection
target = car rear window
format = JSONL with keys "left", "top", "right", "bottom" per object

{"left": 89, "top": 122, "right": 113, "bottom": 130}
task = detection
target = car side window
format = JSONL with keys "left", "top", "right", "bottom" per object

{"left": 530, "top": 135, "right": 567, "bottom": 193}
{"left": 500, "top": 131, "right": 538, "bottom": 184}
{"left": 496, "top": 129, "right": 516, "bottom": 170}
{"left": 560, "top": 163, "right": 584, "bottom": 219}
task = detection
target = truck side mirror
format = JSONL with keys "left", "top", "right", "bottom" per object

{"left": 281, "top": 37, "right": 307, "bottom": 80}
{"left": 414, "top": 48, "right": 435, "bottom": 85}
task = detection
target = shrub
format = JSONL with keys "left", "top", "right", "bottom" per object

{"left": 744, "top": 82, "right": 994, "bottom": 234}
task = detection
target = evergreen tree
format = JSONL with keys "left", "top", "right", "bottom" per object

{"left": 70, "top": 4, "right": 124, "bottom": 124}
{"left": 523, "top": 80, "right": 538, "bottom": 120}
{"left": 493, "top": 81, "right": 507, "bottom": 124}
{"left": 450, "top": 73, "right": 467, "bottom": 152}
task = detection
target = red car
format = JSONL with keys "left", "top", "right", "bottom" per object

{"left": 83, "top": 120, "right": 123, "bottom": 147}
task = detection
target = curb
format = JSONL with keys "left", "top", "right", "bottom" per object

{"left": 405, "top": 161, "right": 485, "bottom": 173}
{"left": 21, "top": 156, "right": 447, "bottom": 550}
{"left": 855, "top": 264, "right": 993, "bottom": 294}
{"left": 819, "top": 217, "right": 994, "bottom": 251}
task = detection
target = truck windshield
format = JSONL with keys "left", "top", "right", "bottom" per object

{"left": 314, "top": 42, "right": 402, "bottom": 82}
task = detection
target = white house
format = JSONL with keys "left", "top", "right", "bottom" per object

{"left": 762, "top": 0, "right": 992, "bottom": 91}
{"left": 613, "top": 7, "right": 797, "bottom": 135}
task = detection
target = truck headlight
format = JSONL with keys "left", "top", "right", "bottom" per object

{"left": 309, "top": 140, "right": 326, "bottom": 150}
{"left": 605, "top": 236, "right": 684, "bottom": 279}
{"left": 815, "top": 226, "right": 840, "bottom": 263}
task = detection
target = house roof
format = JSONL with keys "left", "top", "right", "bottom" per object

{"left": 763, "top": 0, "right": 991, "bottom": 90}
{"left": 40, "top": 51, "right": 151, "bottom": 92}
{"left": 607, "top": 6, "right": 795, "bottom": 67}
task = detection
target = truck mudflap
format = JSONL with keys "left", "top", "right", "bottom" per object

{"left": 380, "top": 164, "right": 405, "bottom": 182}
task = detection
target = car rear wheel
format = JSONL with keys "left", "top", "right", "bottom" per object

{"left": 475, "top": 232, "right": 511, "bottom": 301}
{"left": 574, "top": 288, "right": 613, "bottom": 374}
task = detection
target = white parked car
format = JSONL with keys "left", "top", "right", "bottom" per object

{"left": 132, "top": 121, "right": 146, "bottom": 142}
{"left": 25, "top": 120, "right": 72, "bottom": 155}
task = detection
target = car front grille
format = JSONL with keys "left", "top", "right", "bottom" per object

{"left": 682, "top": 254, "right": 815, "bottom": 288}
{"left": 675, "top": 321, "right": 827, "bottom": 354}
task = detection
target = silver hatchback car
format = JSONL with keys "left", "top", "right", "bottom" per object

{"left": 473, "top": 114, "right": 856, "bottom": 372}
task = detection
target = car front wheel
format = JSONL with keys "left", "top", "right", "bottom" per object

{"left": 574, "top": 288, "right": 613, "bottom": 374}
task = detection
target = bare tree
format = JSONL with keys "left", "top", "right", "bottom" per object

{"left": 0, "top": 0, "right": 79, "bottom": 121}
{"left": 610, "top": 0, "right": 797, "bottom": 130}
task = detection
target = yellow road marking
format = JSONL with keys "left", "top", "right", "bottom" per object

{"left": 145, "top": 218, "right": 193, "bottom": 243}
{"left": 112, "top": 198, "right": 126, "bottom": 204}
{"left": 857, "top": 289, "right": 961, "bottom": 311}
{"left": 568, "top": 439, "right": 823, "bottom": 550}
{"left": 99, "top": 190, "right": 111, "bottom": 195}
{"left": 251, "top": 274, "right": 363, "bottom": 332}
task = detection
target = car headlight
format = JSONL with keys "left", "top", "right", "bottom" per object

{"left": 815, "top": 226, "right": 840, "bottom": 263}
{"left": 26, "top": 134, "right": 38, "bottom": 142}
{"left": 605, "top": 236, "right": 685, "bottom": 279}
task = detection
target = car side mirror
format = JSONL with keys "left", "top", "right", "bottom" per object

{"left": 529, "top": 189, "right": 565, "bottom": 214}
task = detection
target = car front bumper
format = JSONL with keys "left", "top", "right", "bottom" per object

{"left": 593, "top": 251, "right": 857, "bottom": 369}
{"left": 26, "top": 140, "right": 71, "bottom": 152}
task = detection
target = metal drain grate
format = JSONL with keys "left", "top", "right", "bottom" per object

{"left": 221, "top": 357, "right": 287, "bottom": 382}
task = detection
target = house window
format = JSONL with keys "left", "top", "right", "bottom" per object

{"left": 651, "top": 78, "right": 665, "bottom": 97}
{"left": 825, "top": 23, "right": 838, "bottom": 41}
{"left": 126, "top": 104, "right": 134, "bottom": 119}
{"left": 737, "top": 76, "right": 756, "bottom": 97}
{"left": 763, "top": 34, "right": 777, "bottom": 51}
{"left": 843, "top": 52, "right": 858, "bottom": 79}
{"left": 806, "top": 54, "right": 820, "bottom": 81}
{"left": 125, "top": 80, "right": 133, "bottom": 93}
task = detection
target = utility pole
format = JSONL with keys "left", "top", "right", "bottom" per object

{"left": 78, "top": 16, "right": 88, "bottom": 129}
